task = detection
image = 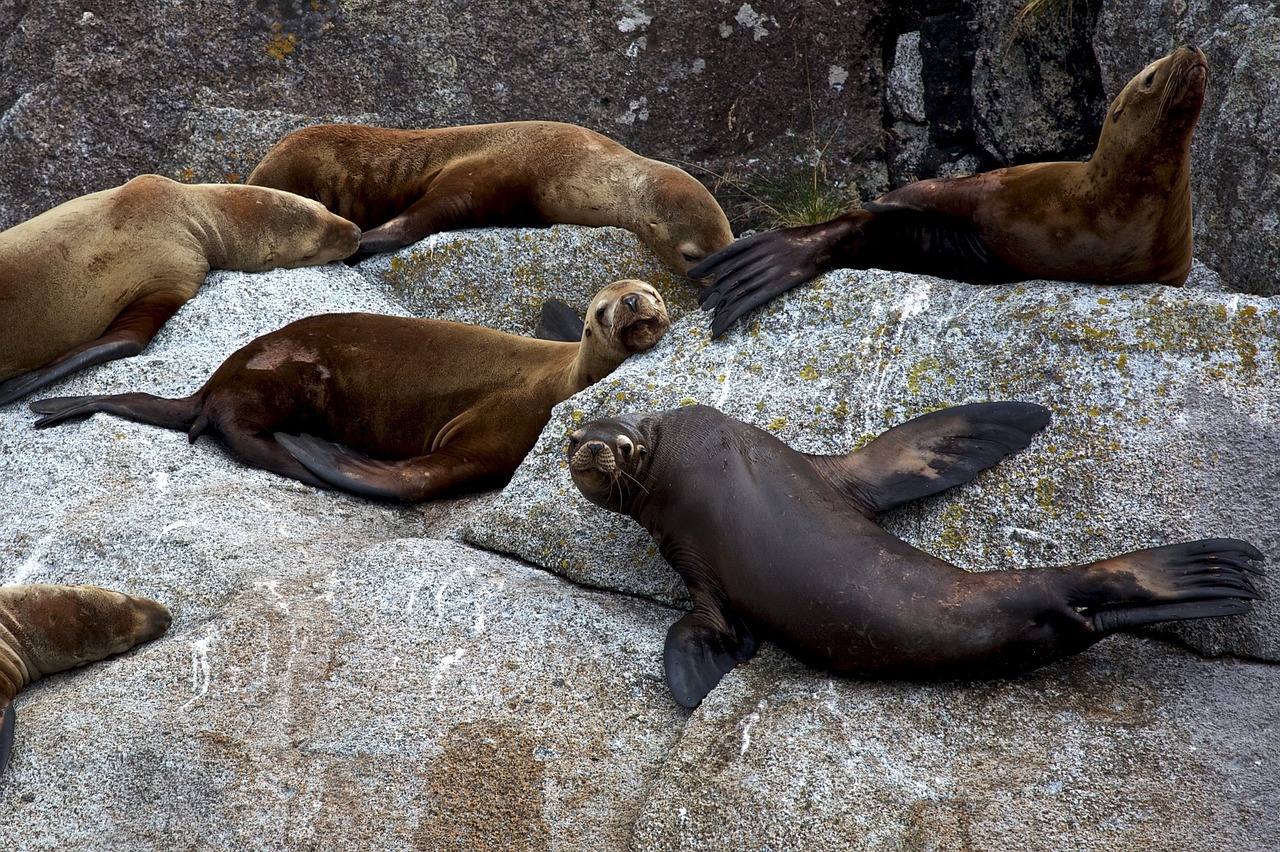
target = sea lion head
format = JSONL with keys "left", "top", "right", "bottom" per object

{"left": 639, "top": 167, "right": 734, "bottom": 277}
{"left": 1, "top": 584, "right": 171, "bottom": 686}
{"left": 190, "top": 183, "right": 363, "bottom": 271}
{"left": 567, "top": 415, "right": 653, "bottom": 512}
{"left": 581, "top": 279, "right": 671, "bottom": 357}
{"left": 1098, "top": 46, "right": 1207, "bottom": 160}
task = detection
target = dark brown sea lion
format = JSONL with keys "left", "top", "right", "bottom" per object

{"left": 0, "top": 584, "right": 171, "bottom": 775}
{"left": 246, "top": 121, "right": 734, "bottom": 274}
{"left": 693, "top": 47, "right": 1207, "bottom": 336}
{"left": 30, "top": 280, "right": 670, "bottom": 501}
{"left": 0, "top": 175, "right": 363, "bottom": 405}
{"left": 567, "top": 402, "right": 1262, "bottom": 708}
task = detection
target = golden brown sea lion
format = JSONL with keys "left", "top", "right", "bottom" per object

{"left": 694, "top": 47, "right": 1207, "bottom": 336}
{"left": 30, "top": 280, "right": 670, "bottom": 501}
{"left": 0, "top": 175, "right": 363, "bottom": 405}
{"left": 568, "top": 402, "right": 1263, "bottom": 708}
{"left": 0, "top": 584, "right": 171, "bottom": 774}
{"left": 246, "top": 121, "right": 734, "bottom": 275}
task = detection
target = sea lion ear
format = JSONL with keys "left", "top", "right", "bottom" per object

{"left": 662, "top": 609, "right": 757, "bottom": 709}
{"left": 0, "top": 697, "right": 13, "bottom": 776}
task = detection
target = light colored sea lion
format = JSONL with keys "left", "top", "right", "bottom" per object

{"left": 31, "top": 280, "right": 670, "bottom": 502}
{"left": 0, "top": 175, "right": 363, "bottom": 405}
{"left": 567, "top": 402, "right": 1263, "bottom": 708}
{"left": 0, "top": 584, "right": 171, "bottom": 775}
{"left": 694, "top": 46, "right": 1207, "bottom": 336}
{"left": 246, "top": 121, "right": 734, "bottom": 275}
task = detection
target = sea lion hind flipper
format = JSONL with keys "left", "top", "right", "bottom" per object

{"left": 275, "top": 432, "right": 501, "bottom": 502}
{"left": 808, "top": 401, "right": 1051, "bottom": 516}
{"left": 30, "top": 392, "right": 198, "bottom": 431}
{"left": 663, "top": 611, "right": 757, "bottom": 709}
{"left": 0, "top": 697, "right": 12, "bottom": 776}
{"left": 532, "top": 299, "right": 585, "bottom": 341}
{"left": 1073, "top": 538, "right": 1265, "bottom": 634}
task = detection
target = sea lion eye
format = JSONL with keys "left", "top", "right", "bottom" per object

{"left": 681, "top": 250, "right": 700, "bottom": 263}
{"left": 617, "top": 435, "right": 634, "bottom": 456}
{"left": 568, "top": 430, "right": 584, "bottom": 448}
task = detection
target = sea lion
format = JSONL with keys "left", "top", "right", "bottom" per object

{"left": 0, "top": 584, "right": 171, "bottom": 775}
{"left": 693, "top": 46, "right": 1207, "bottom": 337}
{"left": 246, "top": 121, "right": 734, "bottom": 275}
{"left": 31, "top": 280, "right": 670, "bottom": 502}
{"left": 567, "top": 402, "right": 1263, "bottom": 708}
{"left": 0, "top": 175, "right": 363, "bottom": 405}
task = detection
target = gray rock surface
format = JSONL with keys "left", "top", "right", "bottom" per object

{"left": 2, "top": 227, "right": 1277, "bottom": 848}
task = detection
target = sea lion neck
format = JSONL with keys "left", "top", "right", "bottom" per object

{"left": 560, "top": 331, "right": 630, "bottom": 396}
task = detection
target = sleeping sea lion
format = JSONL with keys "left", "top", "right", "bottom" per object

{"left": 0, "top": 584, "right": 171, "bottom": 775}
{"left": 30, "top": 280, "right": 670, "bottom": 502}
{"left": 567, "top": 402, "right": 1263, "bottom": 708}
{"left": 0, "top": 175, "right": 362, "bottom": 404}
{"left": 693, "top": 47, "right": 1207, "bottom": 336}
{"left": 246, "top": 121, "right": 734, "bottom": 275}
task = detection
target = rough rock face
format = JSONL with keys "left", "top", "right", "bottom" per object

{"left": 1, "top": 227, "right": 1277, "bottom": 848}
{"left": 0, "top": 0, "right": 890, "bottom": 232}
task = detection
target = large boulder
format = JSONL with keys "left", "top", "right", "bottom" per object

{"left": 1, "top": 227, "right": 1278, "bottom": 848}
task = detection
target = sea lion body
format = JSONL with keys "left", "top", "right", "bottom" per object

{"left": 0, "top": 175, "right": 362, "bottom": 404}
{"left": 31, "top": 280, "right": 669, "bottom": 501}
{"left": 694, "top": 47, "right": 1206, "bottom": 336}
{"left": 568, "top": 403, "right": 1263, "bottom": 707}
{"left": 0, "top": 584, "right": 171, "bottom": 774}
{"left": 247, "top": 121, "right": 734, "bottom": 275}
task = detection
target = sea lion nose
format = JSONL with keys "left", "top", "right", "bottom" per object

{"left": 623, "top": 294, "right": 639, "bottom": 312}
{"left": 587, "top": 441, "right": 604, "bottom": 456}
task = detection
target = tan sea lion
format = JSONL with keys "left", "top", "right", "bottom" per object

{"left": 0, "top": 175, "right": 363, "bottom": 405}
{"left": 30, "top": 280, "right": 670, "bottom": 501}
{"left": 567, "top": 402, "right": 1263, "bottom": 708}
{"left": 1, "top": 584, "right": 171, "bottom": 774}
{"left": 694, "top": 46, "right": 1207, "bottom": 336}
{"left": 246, "top": 121, "right": 734, "bottom": 275}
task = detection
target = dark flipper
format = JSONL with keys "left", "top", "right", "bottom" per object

{"left": 0, "top": 697, "right": 13, "bottom": 776}
{"left": 275, "top": 432, "right": 504, "bottom": 502}
{"left": 692, "top": 214, "right": 869, "bottom": 338}
{"left": 30, "top": 392, "right": 198, "bottom": 432}
{"left": 532, "top": 299, "right": 585, "bottom": 342}
{"left": 1075, "top": 538, "right": 1265, "bottom": 635}
{"left": 663, "top": 610, "right": 757, "bottom": 709}
{"left": 806, "top": 401, "right": 1051, "bottom": 517}
{"left": 0, "top": 290, "right": 190, "bottom": 406}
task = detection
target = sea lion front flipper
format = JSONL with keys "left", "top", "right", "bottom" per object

{"left": 865, "top": 174, "right": 990, "bottom": 219}
{"left": 806, "top": 401, "right": 1051, "bottom": 516}
{"left": 692, "top": 213, "right": 872, "bottom": 338}
{"left": 0, "top": 697, "right": 13, "bottom": 776}
{"left": 532, "top": 299, "right": 585, "bottom": 341}
{"left": 0, "top": 289, "right": 190, "bottom": 406}
{"left": 275, "top": 433, "right": 503, "bottom": 502}
{"left": 663, "top": 610, "right": 758, "bottom": 709}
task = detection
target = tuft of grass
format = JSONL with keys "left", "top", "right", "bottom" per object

{"left": 1013, "top": 0, "right": 1075, "bottom": 34}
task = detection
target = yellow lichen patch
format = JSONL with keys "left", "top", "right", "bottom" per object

{"left": 767, "top": 416, "right": 787, "bottom": 431}
{"left": 905, "top": 354, "right": 942, "bottom": 395}
{"left": 225, "top": 172, "right": 242, "bottom": 183}
{"left": 937, "top": 504, "right": 969, "bottom": 551}
{"left": 267, "top": 32, "right": 297, "bottom": 61}
{"left": 799, "top": 363, "right": 820, "bottom": 381}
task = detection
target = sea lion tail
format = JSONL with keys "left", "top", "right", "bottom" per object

{"left": 30, "top": 392, "right": 201, "bottom": 433}
{"left": 1072, "top": 538, "right": 1265, "bottom": 634}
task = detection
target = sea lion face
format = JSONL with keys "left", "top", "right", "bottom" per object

{"left": 582, "top": 279, "right": 671, "bottom": 356}
{"left": 644, "top": 171, "right": 734, "bottom": 277}
{"left": 567, "top": 417, "right": 652, "bottom": 511}
{"left": 1103, "top": 46, "right": 1207, "bottom": 151}
{"left": 1, "top": 584, "right": 171, "bottom": 685}
{"left": 201, "top": 184, "right": 363, "bottom": 272}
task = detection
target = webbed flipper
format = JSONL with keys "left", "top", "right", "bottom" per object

{"left": 0, "top": 696, "right": 13, "bottom": 776}
{"left": 807, "top": 401, "right": 1051, "bottom": 516}
{"left": 663, "top": 610, "right": 757, "bottom": 709}
{"left": 532, "top": 299, "right": 584, "bottom": 342}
